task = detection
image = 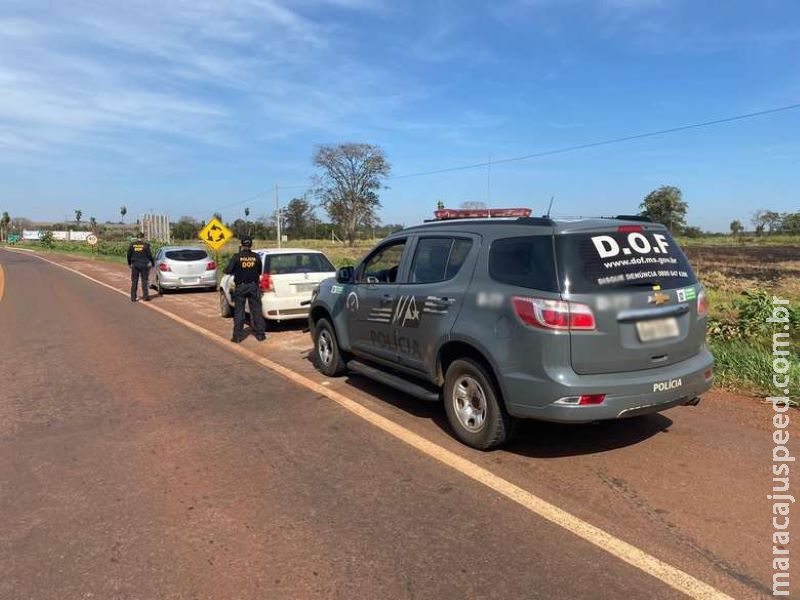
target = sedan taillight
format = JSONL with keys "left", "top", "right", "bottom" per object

{"left": 159, "top": 263, "right": 171, "bottom": 272}
{"left": 512, "top": 297, "right": 596, "bottom": 331}
{"left": 206, "top": 261, "right": 217, "bottom": 271}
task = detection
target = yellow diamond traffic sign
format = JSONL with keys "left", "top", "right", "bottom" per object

{"left": 199, "top": 217, "right": 233, "bottom": 251}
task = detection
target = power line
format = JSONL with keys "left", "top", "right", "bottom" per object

{"left": 212, "top": 182, "right": 308, "bottom": 214}
{"left": 391, "top": 102, "right": 800, "bottom": 180}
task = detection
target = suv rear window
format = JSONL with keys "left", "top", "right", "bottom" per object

{"left": 410, "top": 238, "right": 473, "bottom": 283}
{"left": 555, "top": 229, "right": 697, "bottom": 292}
{"left": 264, "top": 253, "right": 335, "bottom": 275}
{"left": 488, "top": 236, "right": 558, "bottom": 292}
{"left": 165, "top": 249, "right": 208, "bottom": 261}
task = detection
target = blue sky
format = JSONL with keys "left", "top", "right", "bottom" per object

{"left": 1, "top": 0, "right": 798, "bottom": 231}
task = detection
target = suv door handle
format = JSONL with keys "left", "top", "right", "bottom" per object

{"left": 429, "top": 296, "right": 456, "bottom": 307}
{"left": 380, "top": 294, "right": 393, "bottom": 305}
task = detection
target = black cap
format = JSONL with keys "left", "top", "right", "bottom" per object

{"left": 240, "top": 235, "right": 253, "bottom": 247}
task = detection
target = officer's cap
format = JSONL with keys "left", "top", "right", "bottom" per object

{"left": 240, "top": 235, "right": 253, "bottom": 247}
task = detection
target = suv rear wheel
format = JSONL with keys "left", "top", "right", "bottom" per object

{"left": 313, "top": 318, "right": 347, "bottom": 376}
{"left": 444, "top": 358, "right": 514, "bottom": 450}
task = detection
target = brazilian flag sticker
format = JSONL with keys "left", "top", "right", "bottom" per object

{"left": 677, "top": 286, "right": 697, "bottom": 302}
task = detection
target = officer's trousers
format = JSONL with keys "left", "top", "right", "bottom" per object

{"left": 130, "top": 265, "right": 150, "bottom": 301}
{"left": 233, "top": 283, "right": 266, "bottom": 339}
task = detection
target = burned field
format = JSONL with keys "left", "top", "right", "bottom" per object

{"left": 684, "top": 244, "right": 800, "bottom": 298}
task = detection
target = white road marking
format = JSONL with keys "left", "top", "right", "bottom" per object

{"left": 6, "top": 249, "right": 733, "bottom": 600}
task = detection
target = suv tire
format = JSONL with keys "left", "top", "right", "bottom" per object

{"left": 313, "top": 318, "right": 347, "bottom": 376}
{"left": 444, "top": 358, "right": 514, "bottom": 450}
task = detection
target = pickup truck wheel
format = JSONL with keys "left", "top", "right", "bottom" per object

{"left": 444, "top": 358, "right": 514, "bottom": 450}
{"left": 313, "top": 318, "right": 346, "bottom": 376}
{"left": 219, "top": 290, "right": 233, "bottom": 318}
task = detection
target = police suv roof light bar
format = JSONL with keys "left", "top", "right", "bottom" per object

{"left": 433, "top": 208, "right": 532, "bottom": 220}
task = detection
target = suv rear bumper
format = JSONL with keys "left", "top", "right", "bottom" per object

{"left": 504, "top": 347, "right": 714, "bottom": 422}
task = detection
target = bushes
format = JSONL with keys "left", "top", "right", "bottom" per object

{"left": 708, "top": 289, "right": 798, "bottom": 404}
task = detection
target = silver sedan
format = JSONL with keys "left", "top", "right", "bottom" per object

{"left": 153, "top": 246, "right": 217, "bottom": 294}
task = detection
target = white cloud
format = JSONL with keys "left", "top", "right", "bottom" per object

{"left": 0, "top": 0, "right": 403, "bottom": 162}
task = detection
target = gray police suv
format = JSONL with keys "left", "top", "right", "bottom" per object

{"left": 308, "top": 210, "right": 713, "bottom": 450}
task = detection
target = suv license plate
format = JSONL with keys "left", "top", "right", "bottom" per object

{"left": 636, "top": 317, "right": 679, "bottom": 342}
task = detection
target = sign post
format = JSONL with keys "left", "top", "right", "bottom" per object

{"left": 86, "top": 233, "right": 98, "bottom": 259}
{"left": 198, "top": 217, "right": 234, "bottom": 284}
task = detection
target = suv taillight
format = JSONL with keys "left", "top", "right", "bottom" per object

{"left": 259, "top": 272, "right": 274, "bottom": 292}
{"left": 512, "top": 297, "right": 596, "bottom": 331}
{"left": 159, "top": 263, "right": 171, "bottom": 272}
{"left": 697, "top": 289, "right": 708, "bottom": 317}
{"left": 206, "top": 261, "right": 216, "bottom": 271}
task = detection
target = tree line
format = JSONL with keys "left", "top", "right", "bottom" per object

{"left": 638, "top": 185, "right": 799, "bottom": 237}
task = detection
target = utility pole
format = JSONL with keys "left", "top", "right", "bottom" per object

{"left": 275, "top": 183, "right": 282, "bottom": 249}
{"left": 486, "top": 154, "right": 492, "bottom": 206}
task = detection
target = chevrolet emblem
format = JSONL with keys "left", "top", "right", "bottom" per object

{"left": 649, "top": 291, "right": 670, "bottom": 305}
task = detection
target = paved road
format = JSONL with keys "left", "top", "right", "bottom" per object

{"left": 0, "top": 249, "right": 790, "bottom": 598}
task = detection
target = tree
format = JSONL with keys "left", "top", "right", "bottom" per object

{"left": 120, "top": 205, "right": 127, "bottom": 224}
{"left": 313, "top": 143, "right": 390, "bottom": 246}
{"left": 781, "top": 212, "right": 800, "bottom": 235}
{"left": 243, "top": 207, "right": 251, "bottom": 235}
{"left": 284, "top": 197, "right": 315, "bottom": 239}
{"left": 231, "top": 218, "right": 249, "bottom": 240}
{"left": 171, "top": 216, "right": 201, "bottom": 240}
{"left": 763, "top": 211, "right": 782, "bottom": 234}
{"left": 40, "top": 230, "right": 54, "bottom": 248}
{"left": 74, "top": 209, "right": 83, "bottom": 229}
{"left": 250, "top": 215, "right": 274, "bottom": 240}
{"left": 0, "top": 211, "right": 10, "bottom": 242}
{"left": 639, "top": 186, "right": 687, "bottom": 233}
{"left": 750, "top": 209, "right": 782, "bottom": 235}
{"left": 729, "top": 220, "right": 743, "bottom": 237}
{"left": 682, "top": 226, "right": 702, "bottom": 238}
{"left": 212, "top": 212, "right": 223, "bottom": 222}
{"left": 89, "top": 217, "right": 97, "bottom": 232}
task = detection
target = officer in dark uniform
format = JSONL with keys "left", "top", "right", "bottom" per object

{"left": 223, "top": 236, "right": 266, "bottom": 343}
{"left": 127, "top": 231, "right": 155, "bottom": 302}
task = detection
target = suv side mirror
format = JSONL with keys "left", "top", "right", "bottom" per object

{"left": 336, "top": 266, "right": 354, "bottom": 283}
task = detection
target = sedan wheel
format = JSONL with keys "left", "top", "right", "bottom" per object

{"left": 219, "top": 291, "right": 233, "bottom": 318}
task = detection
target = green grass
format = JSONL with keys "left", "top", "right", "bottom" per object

{"left": 708, "top": 338, "right": 798, "bottom": 405}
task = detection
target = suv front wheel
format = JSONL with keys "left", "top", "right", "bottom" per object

{"left": 444, "top": 358, "right": 515, "bottom": 450}
{"left": 313, "top": 318, "right": 347, "bottom": 376}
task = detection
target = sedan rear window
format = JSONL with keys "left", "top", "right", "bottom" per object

{"left": 165, "top": 249, "right": 209, "bottom": 261}
{"left": 488, "top": 236, "right": 558, "bottom": 292}
{"left": 555, "top": 229, "right": 697, "bottom": 292}
{"left": 264, "top": 253, "right": 335, "bottom": 275}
